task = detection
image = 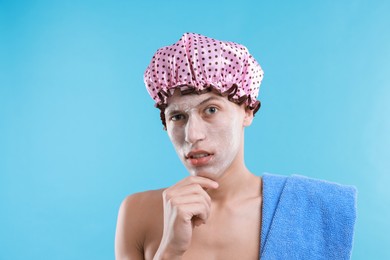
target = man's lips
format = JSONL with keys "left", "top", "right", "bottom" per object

{"left": 185, "top": 150, "right": 213, "bottom": 159}
{"left": 185, "top": 150, "right": 214, "bottom": 166}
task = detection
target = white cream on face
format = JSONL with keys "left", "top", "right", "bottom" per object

{"left": 165, "top": 92, "right": 248, "bottom": 180}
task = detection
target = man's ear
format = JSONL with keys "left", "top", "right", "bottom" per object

{"left": 243, "top": 108, "right": 254, "bottom": 127}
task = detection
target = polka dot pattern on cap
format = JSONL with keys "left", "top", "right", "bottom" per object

{"left": 144, "top": 32, "right": 264, "bottom": 113}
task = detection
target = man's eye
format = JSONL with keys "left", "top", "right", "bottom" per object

{"left": 205, "top": 107, "right": 218, "bottom": 115}
{"left": 171, "top": 114, "right": 185, "bottom": 121}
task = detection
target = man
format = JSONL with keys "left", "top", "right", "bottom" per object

{"left": 115, "top": 33, "right": 356, "bottom": 260}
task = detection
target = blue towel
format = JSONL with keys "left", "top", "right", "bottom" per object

{"left": 260, "top": 174, "right": 357, "bottom": 260}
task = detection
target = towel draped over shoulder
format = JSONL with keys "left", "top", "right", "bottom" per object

{"left": 260, "top": 174, "right": 357, "bottom": 260}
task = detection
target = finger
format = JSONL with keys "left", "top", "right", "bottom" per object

{"left": 176, "top": 176, "right": 219, "bottom": 190}
{"left": 178, "top": 203, "right": 210, "bottom": 223}
{"left": 168, "top": 193, "right": 212, "bottom": 209}
{"left": 167, "top": 184, "right": 212, "bottom": 205}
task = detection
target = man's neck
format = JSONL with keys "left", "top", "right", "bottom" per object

{"left": 206, "top": 162, "right": 260, "bottom": 204}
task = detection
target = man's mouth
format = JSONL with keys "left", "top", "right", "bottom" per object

{"left": 186, "top": 150, "right": 212, "bottom": 159}
{"left": 188, "top": 153, "right": 210, "bottom": 159}
{"left": 185, "top": 151, "right": 214, "bottom": 166}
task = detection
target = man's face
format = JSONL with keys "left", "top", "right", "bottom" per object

{"left": 165, "top": 91, "right": 253, "bottom": 180}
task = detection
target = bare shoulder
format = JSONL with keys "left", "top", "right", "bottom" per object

{"left": 115, "top": 189, "right": 165, "bottom": 260}
{"left": 120, "top": 189, "right": 165, "bottom": 213}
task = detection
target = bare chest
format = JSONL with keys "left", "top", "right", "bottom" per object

{"left": 144, "top": 198, "right": 262, "bottom": 260}
{"left": 184, "top": 200, "right": 261, "bottom": 259}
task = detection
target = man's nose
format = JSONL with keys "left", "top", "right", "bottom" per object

{"left": 184, "top": 114, "right": 206, "bottom": 144}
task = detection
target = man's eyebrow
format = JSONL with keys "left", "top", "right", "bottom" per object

{"left": 165, "top": 109, "right": 180, "bottom": 116}
{"left": 165, "top": 96, "right": 223, "bottom": 115}
{"left": 197, "top": 96, "right": 223, "bottom": 107}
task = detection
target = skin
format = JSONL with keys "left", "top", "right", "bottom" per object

{"left": 115, "top": 91, "right": 263, "bottom": 260}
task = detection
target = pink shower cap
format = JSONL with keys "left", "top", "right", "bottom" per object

{"left": 144, "top": 32, "right": 264, "bottom": 123}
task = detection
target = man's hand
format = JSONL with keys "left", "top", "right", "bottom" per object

{"left": 154, "top": 176, "right": 219, "bottom": 260}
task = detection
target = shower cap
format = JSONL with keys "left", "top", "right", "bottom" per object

{"left": 144, "top": 32, "right": 264, "bottom": 124}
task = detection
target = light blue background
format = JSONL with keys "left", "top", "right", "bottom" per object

{"left": 1, "top": 0, "right": 389, "bottom": 259}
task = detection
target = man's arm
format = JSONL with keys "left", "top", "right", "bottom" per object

{"left": 115, "top": 176, "right": 218, "bottom": 260}
{"left": 115, "top": 194, "right": 145, "bottom": 260}
{"left": 154, "top": 176, "right": 219, "bottom": 259}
